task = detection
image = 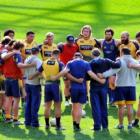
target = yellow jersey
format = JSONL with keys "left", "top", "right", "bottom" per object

{"left": 119, "top": 42, "right": 138, "bottom": 58}
{"left": 21, "top": 40, "right": 37, "bottom": 60}
{"left": 76, "top": 38, "right": 97, "bottom": 57}
{"left": 40, "top": 43, "right": 57, "bottom": 61}
{"left": 42, "top": 58, "right": 63, "bottom": 81}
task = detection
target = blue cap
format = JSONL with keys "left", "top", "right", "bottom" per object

{"left": 66, "top": 35, "right": 74, "bottom": 43}
{"left": 31, "top": 47, "right": 39, "bottom": 53}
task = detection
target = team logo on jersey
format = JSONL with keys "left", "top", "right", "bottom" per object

{"left": 80, "top": 45, "right": 92, "bottom": 50}
{"left": 110, "top": 45, "right": 115, "bottom": 50}
{"left": 25, "top": 49, "right": 32, "bottom": 55}
{"left": 47, "top": 60, "right": 55, "bottom": 65}
{"left": 44, "top": 51, "right": 52, "bottom": 57}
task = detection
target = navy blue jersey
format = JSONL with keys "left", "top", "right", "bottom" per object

{"left": 66, "top": 59, "right": 91, "bottom": 87}
{"left": 89, "top": 58, "right": 120, "bottom": 87}
{"left": 102, "top": 39, "right": 118, "bottom": 61}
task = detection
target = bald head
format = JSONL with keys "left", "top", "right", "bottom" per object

{"left": 121, "top": 31, "right": 130, "bottom": 45}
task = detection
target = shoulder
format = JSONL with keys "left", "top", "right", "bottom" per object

{"left": 76, "top": 38, "right": 84, "bottom": 44}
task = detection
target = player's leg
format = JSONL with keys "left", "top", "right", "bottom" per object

{"left": 72, "top": 103, "right": 82, "bottom": 131}
{"left": 30, "top": 85, "right": 41, "bottom": 127}
{"left": 44, "top": 83, "right": 53, "bottom": 128}
{"left": 126, "top": 104, "right": 133, "bottom": 129}
{"left": 53, "top": 83, "right": 64, "bottom": 130}
{"left": 70, "top": 88, "right": 81, "bottom": 131}
{"left": 126, "top": 87, "right": 136, "bottom": 129}
{"left": 4, "top": 78, "right": 13, "bottom": 122}
{"left": 114, "top": 87, "right": 125, "bottom": 129}
{"left": 24, "top": 84, "right": 32, "bottom": 126}
{"left": 117, "top": 105, "right": 125, "bottom": 128}
{"left": 108, "top": 76, "right": 116, "bottom": 105}
{"left": 54, "top": 102, "right": 62, "bottom": 129}
{"left": 90, "top": 88, "right": 101, "bottom": 131}
{"left": 100, "top": 88, "right": 108, "bottom": 130}
{"left": 64, "top": 79, "right": 70, "bottom": 106}
{"left": 12, "top": 79, "right": 21, "bottom": 124}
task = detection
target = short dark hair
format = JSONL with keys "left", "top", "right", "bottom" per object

{"left": 1, "top": 36, "right": 12, "bottom": 45}
{"left": 135, "top": 32, "right": 140, "bottom": 38}
{"left": 105, "top": 28, "right": 114, "bottom": 36}
{"left": 31, "top": 47, "right": 39, "bottom": 54}
{"left": 121, "top": 47, "right": 130, "bottom": 55}
{"left": 13, "top": 41, "right": 24, "bottom": 50}
{"left": 4, "top": 29, "right": 15, "bottom": 37}
{"left": 26, "top": 31, "right": 35, "bottom": 36}
{"left": 92, "top": 48, "right": 101, "bottom": 57}
{"left": 8, "top": 40, "right": 16, "bottom": 47}
{"left": 52, "top": 49, "right": 60, "bottom": 55}
{"left": 74, "top": 52, "right": 83, "bottom": 58}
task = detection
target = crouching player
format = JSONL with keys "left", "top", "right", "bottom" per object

{"left": 51, "top": 52, "right": 105, "bottom": 131}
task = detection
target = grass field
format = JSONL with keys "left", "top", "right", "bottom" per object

{"left": 0, "top": 0, "right": 140, "bottom": 140}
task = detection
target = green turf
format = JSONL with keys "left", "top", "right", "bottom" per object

{"left": 0, "top": 0, "right": 140, "bottom": 139}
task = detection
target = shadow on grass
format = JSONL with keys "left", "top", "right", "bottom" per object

{"left": 117, "top": 129, "right": 140, "bottom": 140}
{"left": 74, "top": 131, "right": 91, "bottom": 140}
{"left": 93, "top": 130, "right": 114, "bottom": 140}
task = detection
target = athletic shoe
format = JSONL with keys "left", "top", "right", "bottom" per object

{"left": 128, "top": 124, "right": 133, "bottom": 130}
{"left": 5, "top": 118, "right": 13, "bottom": 123}
{"left": 13, "top": 120, "right": 23, "bottom": 125}
{"left": 115, "top": 124, "right": 124, "bottom": 130}
{"left": 56, "top": 126, "right": 65, "bottom": 131}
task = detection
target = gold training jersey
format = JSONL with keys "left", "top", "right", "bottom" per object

{"left": 41, "top": 43, "right": 57, "bottom": 61}
{"left": 42, "top": 59, "right": 59, "bottom": 81}
{"left": 21, "top": 40, "right": 37, "bottom": 60}
{"left": 119, "top": 42, "right": 138, "bottom": 58}
{"left": 76, "top": 38, "right": 97, "bottom": 57}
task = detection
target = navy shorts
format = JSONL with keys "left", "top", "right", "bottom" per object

{"left": 70, "top": 87, "right": 86, "bottom": 104}
{"left": 44, "top": 82, "right": 62, "bottom": 102}
{"left": 5, "top": 78, "right": 20, "bottom": 98}
{"left": 114, "top": 87, "right": 136, "bottom": 105}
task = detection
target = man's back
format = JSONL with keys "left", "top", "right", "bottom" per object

{"left": 89, "top": 57, "right": 120, "bottom": 87}
{"left": 67, "top": 59, "right": 90, "bottom": 78}
{"left": 116, "top": 55, "right": 138, "bottom": 87}
{"left": 66, "top": 58, "right": 90, "bottom": 86}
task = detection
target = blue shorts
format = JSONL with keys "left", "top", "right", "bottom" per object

{"left": 70, "top": 87, "right": 86, "bottom": 104}
{"left": 114, "top": 87, "right": 136, "bottom": 105}
{"left": 5, "top": 78, "right": 20, "bottom": 98}
{"left": 45, "top": 82, "right": 62, "bottom": 102}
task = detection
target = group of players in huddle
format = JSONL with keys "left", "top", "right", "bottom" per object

{"left": 0, "top": 25, "right": 140, "bottom": 131}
